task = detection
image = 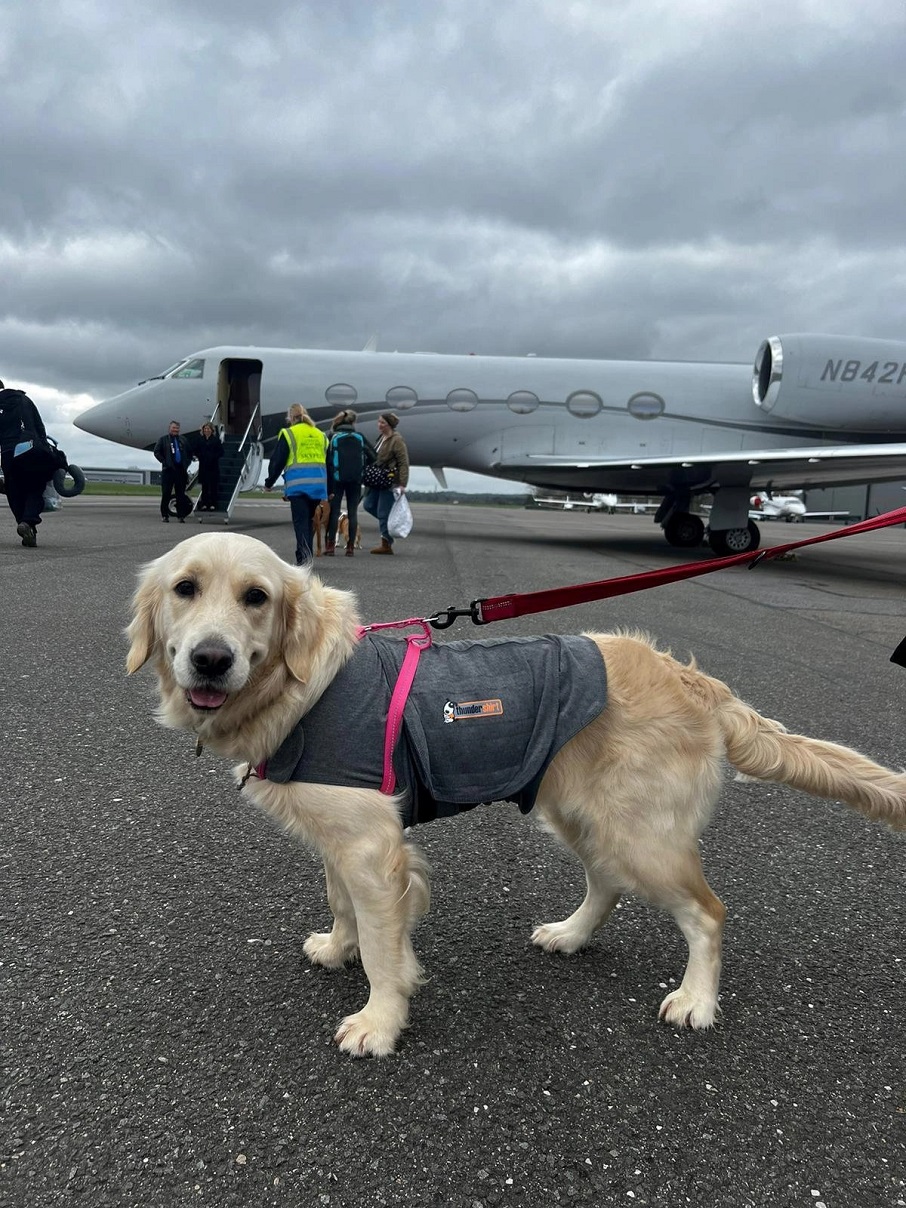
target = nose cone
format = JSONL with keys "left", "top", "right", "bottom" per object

{"left": 74, "top": 383, "right": 157, "bottom": 448}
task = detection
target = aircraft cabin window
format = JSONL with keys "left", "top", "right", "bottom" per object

{"left": 446, "top": 388, "right": 478, "bottom": 412}
{"left": 566, "top": 390, "right": 603, "bottom": 418}
{"left": 386, "top": 386, "right": 418, "bottom": 410}
{"left": 325, "top": 383, "right": 357, "bottom": 407}
{"left": 506, "top": 390, "right": 540, "bottom": 414}
{"left": 627, "top": 391, "right": 665, "bottom": 420}
{"left": 170, "top": 358, "right": 205, "bottom": 379}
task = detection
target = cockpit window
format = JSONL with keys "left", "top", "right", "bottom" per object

{"left": 169, "top": 358, "right": 205, "bottom": 379}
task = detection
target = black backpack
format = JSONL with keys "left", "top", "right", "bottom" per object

{"left": 330, "top": 430, "right": 366, "bottom": 481}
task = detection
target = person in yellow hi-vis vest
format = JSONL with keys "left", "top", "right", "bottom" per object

{"left": 264, "top": 403, "right": 329, "bottom": 564}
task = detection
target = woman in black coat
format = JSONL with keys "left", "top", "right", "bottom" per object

{"left": 194, "top": 423, "right": 223, "bottom": 511}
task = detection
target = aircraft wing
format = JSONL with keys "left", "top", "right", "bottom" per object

{"left": 507, "top": 443, "right": 906, "bottom": 494}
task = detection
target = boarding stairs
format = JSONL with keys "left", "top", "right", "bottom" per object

{"left": 193, "top": 405, "right": 264, "bottom": 524}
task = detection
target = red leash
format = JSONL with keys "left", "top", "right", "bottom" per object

{"left": 427, "top": 505, "right": 906, "bottom": 628}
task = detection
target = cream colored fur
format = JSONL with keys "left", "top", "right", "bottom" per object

{"left": 126, "top": 532, "right": 906, "bottom": 1057}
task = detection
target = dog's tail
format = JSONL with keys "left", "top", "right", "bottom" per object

{"left": 715, "top": 691, "right": 906, "bottom": 831}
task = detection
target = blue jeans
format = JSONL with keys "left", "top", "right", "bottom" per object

{"left": 363, "top": 488, "right": 394, "bottom": 543}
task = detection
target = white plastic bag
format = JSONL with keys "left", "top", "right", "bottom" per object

{"left": 42, "top": 483, "right": 63, "bottom": 512}
{"left": 388, "top": 491, "right": 413, "bottom": 539}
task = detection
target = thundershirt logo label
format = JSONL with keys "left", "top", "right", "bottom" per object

{"left": 442, "top": 698, "right": 504, "bottom": 724}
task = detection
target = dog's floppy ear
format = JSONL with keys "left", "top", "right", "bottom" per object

{"left": 280, "top": 565, "right": 314, "bottom": 683}
{"left": 125, "top": 565, "right": 163, "bottom": 673}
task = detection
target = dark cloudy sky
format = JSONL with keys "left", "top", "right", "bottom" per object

{"left": 2, "top": 0, "right": 905, "bottom": 486}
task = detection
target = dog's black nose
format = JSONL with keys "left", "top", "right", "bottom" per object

{"left": 190, "top": 643, "right": 234, "bottom": 678}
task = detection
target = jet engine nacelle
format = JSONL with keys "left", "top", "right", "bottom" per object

{"left": 753, "top": 334, "right": 906, "bottom": 429}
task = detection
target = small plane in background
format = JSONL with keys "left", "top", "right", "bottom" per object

{"left": 533, "top": 495, "right": 596, "bottom": 511}
{"left": 75, "top": 331, "right": 906, "bottom": 555}
{"left": 533, "top": 492, "right": 655, "bottom": 513}
{"left": 748, "top": 492, "right": 850, "bottom": 523}
{"left": 591, "top": 493, "right": 658, "bottom": 514}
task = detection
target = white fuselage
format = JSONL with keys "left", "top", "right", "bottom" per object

{"left": 74, "top": 341, "right": 906, "bottom": 551}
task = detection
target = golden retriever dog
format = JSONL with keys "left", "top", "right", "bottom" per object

{"left": 313, "top": 499, "right": 331, "bottom": 556}
{"left": 126, "top": 532, "right": 906, "bottom": 1057}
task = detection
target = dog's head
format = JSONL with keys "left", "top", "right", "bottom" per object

{"left": 126, "top": 532, "right": 360, "bottom": 755}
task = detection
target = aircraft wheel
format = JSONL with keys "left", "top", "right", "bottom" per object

{"left": 708, "top": 521, "right": 761, "bottom": 556}
{"left": 664, "top": 512, "right": 705, "bottom": 548}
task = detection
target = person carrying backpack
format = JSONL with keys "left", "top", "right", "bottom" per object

{"left": 0, "top": 379, "right": 60, "bottom": 548}
{"left": 323, "top": 410, "right": 376, "bottom": 556}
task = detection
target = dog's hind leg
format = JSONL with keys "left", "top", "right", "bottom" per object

{"left": 618, "top": 840, "right": 726, "bottom": 1029}
{"left": 303, "top": 858, "right": 360, "bottom": 968}
{"left": 531, "top": 808, "right": 621, "bottom": 954}
{"left": 333, "top": 841, "right": 429, "bottom": 1058}
{"left": 657, "top": 866, "right": 726, "bottom": 1030}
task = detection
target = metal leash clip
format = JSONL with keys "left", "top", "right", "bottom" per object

{"left": 427, "top": 599, "right": 488, "bottom": 630}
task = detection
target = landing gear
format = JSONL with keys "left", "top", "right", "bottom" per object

{"left": 707, "top": 521, "right": 760, "bottom": 557}
{"left": 663, "top": 512, "right": 705, "bottom": 548}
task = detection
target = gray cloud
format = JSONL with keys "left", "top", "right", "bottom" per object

{"left": 1, "top": 0, "right": 905, "bottom": 477}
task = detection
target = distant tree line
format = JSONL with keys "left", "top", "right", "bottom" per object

{"left": 406, "top": 490, "right": 532, "bottom": 508}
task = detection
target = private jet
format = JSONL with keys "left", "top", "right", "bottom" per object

{"left": 533, "top": 495, "right": 597, "bottom": 512}
{"left": 533, "top": 493, "right": 656, "bottom": 514}
{"left": 748, "top": 492, "right": 850, "bottom": 523}
{"left": 75, "top": 333, "right": 906, "bottom": 554}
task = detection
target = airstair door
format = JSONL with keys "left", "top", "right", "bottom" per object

{"left": 197, "top": 358, "right": 265, "bottom": 523}
{"left": 217, "top": 358, "right": 263, "bottom": 436}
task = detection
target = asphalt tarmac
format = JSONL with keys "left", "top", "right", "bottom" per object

{"left": 2, "top": 497, "right": 904, "bottom": 1208}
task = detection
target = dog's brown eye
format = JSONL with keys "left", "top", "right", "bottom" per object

{"left": 244, "top": 587, "right": 268, "bottom": 607}
{"left": 174, "top": 580, "right": 196, "bottom": 598}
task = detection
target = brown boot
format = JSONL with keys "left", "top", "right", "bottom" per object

{"left": 345, "top": 543, "right": 354, "bottom": 557}
{"left": 370, "top": 538, "right": 394, "bottom": 555}
{"left": 323, "top": 541, "right": 335, "bottom": 556}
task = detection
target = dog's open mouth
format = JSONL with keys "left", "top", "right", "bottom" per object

{"left": 186, "top": 687, "right": 229, "bottom": 710}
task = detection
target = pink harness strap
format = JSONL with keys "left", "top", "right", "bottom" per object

{"left": 357, "top": 618, "right": 433, "bottom": 795}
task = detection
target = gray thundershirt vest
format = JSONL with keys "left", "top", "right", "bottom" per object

{"left": 261, "top": 632, "right": 607, "bottom": 828}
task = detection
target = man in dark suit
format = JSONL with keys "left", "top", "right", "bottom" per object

{"left": 153, "top": 420, "right": 194, "bottom": 522}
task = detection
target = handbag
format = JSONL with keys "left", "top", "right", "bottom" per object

{"left": 363, "top": 462, "right": 394, "bottom": 491}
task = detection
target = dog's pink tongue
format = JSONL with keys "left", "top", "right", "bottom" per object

{"left": 189, "top": 688, "right": 228, "bottom": 709}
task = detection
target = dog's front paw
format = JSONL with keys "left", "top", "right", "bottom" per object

{"left": 531, "top": 921, "right": 588, "bottom": 955}
{"left": 303, "top": 931, "right": 359, "bottom": 969}
{"left": 658, "top": 987, "right": 719, "bottom": 1030}
{"left": 334, "top": 1008, "right": 403, "bottom": 1058}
